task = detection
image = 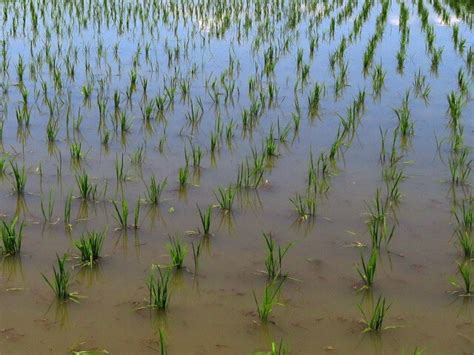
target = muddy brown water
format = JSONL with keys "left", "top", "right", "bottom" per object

{"left": 0, "top": 0, "right": 473, "bottom": 353}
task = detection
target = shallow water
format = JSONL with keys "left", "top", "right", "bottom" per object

{"left": 0, "top": 0, "right": 473, "bottom": 353}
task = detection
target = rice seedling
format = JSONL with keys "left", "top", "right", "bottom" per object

{"left": 112, "top": 199, "right": 129, "bottom": 229}
{"left": 46, "top": 118, "right": 59, "bottom": 142}
{"left": 10, "top": 161, "right": 27, "bottom": 194}
{"left": 456, "top": 230, "right": 473, "bottom": 259}
{"left": 75, "top": 230, "right": 105, "bottom": 267}
{"left": 70, "top": 141, "right": 83, "bottom": 161}
{"left": 451, "top": 262, "right": 472, "bottom": 296}
{"left": 191, "top": 145, "right": 202, "bottom": 168}
{"left": 40, "top": 189, "right": 55, "bottom": 222}
{"left": 42, "top": 254, "right": 76, "bottom": 301}
{"left": 214, "top": 185, "right": 236, "bottom": 211}
{"left": 130, "top": 146, "right": 145, "bottom": 166}
{"left": 455, "top": 201, "right": 473, "bottom": 233}
{"left": 64, "top": 191, "right": 73, "bottom": 227}
{"left": 357, "top": 248, "right": 378, "bottom": 288}
{"left": 167, "top": 235, "right": 187, "bottom": 269}
{"left": 191, "top": 239, "right": 203, "bottom": 275}
{"left": 253, "top": 278, "right": 285, "bottom": 322}
{"left": 394, "top": 91, "right": 413, "bottom": 138}
{"left": 255, "top": 340, "right": 289, "bottom": 355}
{"left": 262, "top": 233, "right": 293, "bottom": 279}
{"left": 145, "top": 176, "right": 167, "bottom": 205}
{"left": 0, "top": 217, "right": 24, "bottom": 256}
{"left": 359, "top": 296, "right": 391, "bottom": 332}
{"left": 290, "top": 192, "right": 317, "bottom": 219}
{"left": 133, "top": 197, "right": 141, "bottom": 229}
{"left": 197, "top": 205, "right": 212, "bottom": 235}
{"left": 147, "top": 267, "right": 172, "bottom": 310}
{"left": 115, "top": 154, "right": 127, "bottom": 182}
{"left": 75, "top": 172, "right": 97, "bottom": 200}
{"left": 178, "top": 166, "right": 189, "bottom": 188}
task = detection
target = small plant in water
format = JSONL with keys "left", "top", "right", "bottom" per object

{"left": 75, "top": 230, "right": 105, "bottom": 267}
{"left": 197, "top": 205, "right": 212, "bottom": 236}
{"left": 254, "top": 278, "right": 285, "bottom": 322}
{"left": 0, "top": 217, "right": 24, "bottom": 256}
{"left": 112, "top": 199, "right": 129, "bottom": 229}
{"left": 10, "top": 161, "right": 27, "bottom": 194}
{"left": 215, "top": 185, "right": 236, "bottom": 211}
{"left": 42, "top": 254, "right": 77, "bottom": 301}
{"left": 359, "top": 296, "right": 391, "bottom": 332}
{"left": 147, "top": 267, "right": 172, "bottom": 310}
{"left": 167, "top": 235, "right": 187, "bottom": 268}
{"left": 357, "top": 248, "right": 377, "bottom": 288}
{"left": 451, "top": 262, "right": 472, "bottom": 296}
{"left": 262, "top": 233, "right": 293, "bottom": 279}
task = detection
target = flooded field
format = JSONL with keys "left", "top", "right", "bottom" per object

{"left": 0, "top": 0, "right": 473, "bottom": 353}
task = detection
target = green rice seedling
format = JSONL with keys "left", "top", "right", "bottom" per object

{"left": 40, "top": 189, "right": 55, "bottom": 222}
{"left": 64, "top": 191, "right": 73, "bottom": 227}
{"left": 191, "top": 145, "right": 202, "bottom": 168}
{"left": 255, "top": 340, "right": 289, "bottom": 355}
{"left": 191, "top": 239, "right": 203, "bottom": 275}
{"left": 112, "top": 199, "right": 129, "bottom": 229}
{"left": 456, "top": 230, "right": 473, "bottom": 258}
{"left": 10, "top": 161, "right": 27, "bottom": 194}
{"left": 457, "top": 69, "right": 469, "bottom": 96}
{"left": 70, "top": 141, "right": 83, "bottom": 161}
{"left": 253, "top": 278, "right": 285, "bottom": 322}
{"left": 167, "top": 236, "right": 187, "bottom": 269}
{"left": 15, "top": 106, "right": 31, "bottom": 126}
{"left": 214, "top": 185, "right": 236, "bottom": 211}
{"left": 357, "top": 248, "right": 378, "bottom": 288}
{"left": 75, "top": 230, "right": 105, "bottom": 266}
{"left": 75, "top": 172, "right": 97, "bottom": 200}
{"left": 133, "top": 197, "right": 141, "bottom": 229}
{"left": 264, "top": 129, "right": 278, "bottom": 157}
{"left": 119, "top": 112, "right": 132, "bottom": 133}
{"left": 42, "top": 254, "right": 75, "bottom": 301}
{"left": 73, "top": 111, "right": 84, "bottom": 131}
{"left": 148, "top": 267, "right": 172, "bottom": 310}
{"left": 448, "top": 149, "right": 471, "bottom": 185}
{"left": 0, "top": 217, "right": 24, "bottom": 256}
{"left": 367, "top": 190, "right": 395, "bottom": 248}
{"left": 394, "top": 92, "right": 413, "bottom": 138}
{"left": 46, "top": 118, "right": 59, "bottom": 142}
{"left": 308, "top": 82, "right": 324, "bottom": 116}
{"left": 130, "top": 145, "right": 145, "bottom": 166}
{"left": 197, "top": 205, "right": 212, "bottom": 235}
{"left": 115, "top": 154, "right": 127, "bottom": 182}
{"left": 385, "top": 170, "right": 403, "bottom": 204}
{"left": 145, "top": 176, "right": 167, "bottom": 205}
{"left": 372, "top": 63, "right": 386, "bottom": 95}
{"left": 178, "top": 166, "right": 189, "bottom": 188}
{"left": 451, "top": 262, "right": 472, "bottom": 296}
{"left": 290, "top": 192, "right": 316, "bottom": 219}
{"left": 210, "top": 131, "right": 219, "bottom": 153}
{"left": 81, "top": 83, "right": 93, "bottom": 100}
{"left": 455, "top": 201, "right": 473, "bottom": 233}
{"left": 359, "top": 296, "right": 390, "bottom": 332}
{"left": 431, "top": 47, "right": 443, "bottom": 72}
{"left": 262, "top": 233, "right": 293, "bottom": 279}
{"left": 447, "top": 91, "right": 464, "bottom": 126}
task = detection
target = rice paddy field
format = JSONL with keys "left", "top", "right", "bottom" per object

{"left": 0, "top": 0, "right": 473, "bottom": 353}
